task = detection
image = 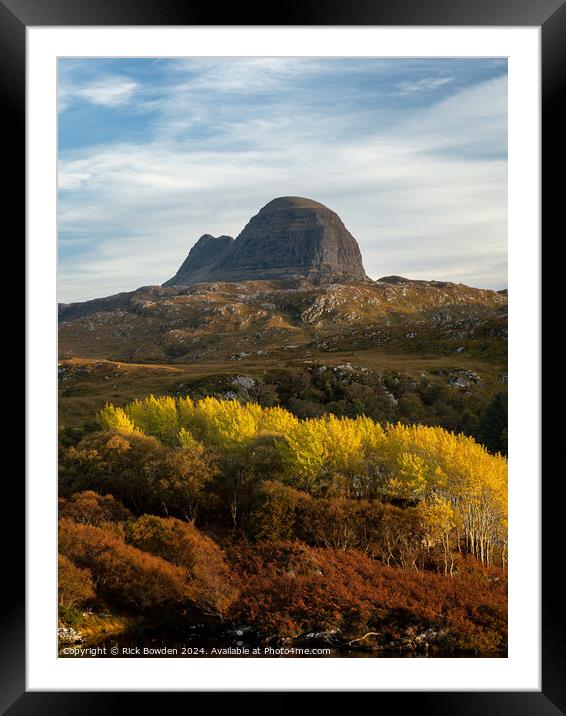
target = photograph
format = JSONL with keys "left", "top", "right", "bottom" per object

{"left": 56, "top": 56, "right": 510, "bottom": 660}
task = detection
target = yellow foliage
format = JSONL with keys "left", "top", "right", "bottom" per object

{"left": 258, "top": 405, "right": 299, "bottom": 434}
{"left": 101, "top": 395, "right": 507, "bottom": 546}
{"left": 124, "top": 395, "right": 179, "bottom": 445}
{"left": 178, "top": 427, "right": 203, "bottom": 451}
{"left": 97, "top": 394, "right": 507, "bottom": 565}
{"left": 98, "top": 404, "right": 137, "bottom": 434}
{"left": 417, "top": 496, "right": 456, "bottom": 543}
{"left": 186, "top": 397, "right": 259, "bottom": 449}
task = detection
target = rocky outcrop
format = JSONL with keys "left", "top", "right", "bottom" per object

{"left": 163, "top": 234, "right": 233, "bottom": 287}
{"left": 58, "top": 276, "right": 507, "bottom": 364}
{"left": 163, "top": 197, "right": 368, "bottom": 286}
{"left": 58, "top": 626, "right": 85, "bottom": 644}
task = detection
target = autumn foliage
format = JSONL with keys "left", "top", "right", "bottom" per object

{"left": 59, "top": 491, "right": 132, "bottom": 526}
{"left": 58, "top": 554, "right": 96, "bottom": 609}
{"left": 58, "top": 394, "right": 508, "bottom": 651}
{"left": 59, "top": 518, "right": 189, "bottom": 612}
{"left": 228, "top": 542, "right": 507, "bottom": 652}
{"left": 125, "top": 515, "right": 238, "bottom": 619}
{"left": 94, "top": 394, "right": 507, "bottom": 568}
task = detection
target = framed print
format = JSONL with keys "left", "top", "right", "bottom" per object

{"left": 7, "top": 0, "right": 557, "bottom": 708}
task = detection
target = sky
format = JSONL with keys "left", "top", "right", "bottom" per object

{"left": 58, "top": 58, "right": 508, "bottom": 303}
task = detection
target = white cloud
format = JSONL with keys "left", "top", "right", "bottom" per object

{"left": 397, "top": 77, "right": 453, "bottom": 94}
{"left": 396, "top": 76, "right": 507, "bottom": 158}
{"left": 77, "top": 78, "right": 138, "bottom": 107}
{"left": 59, "top": 75, "right": 139, "bottom": 110}
{"left": 170, "top": 57, "right": 311, "bottom": 93}
{"left": 58, "top": 74, "right": 507, "bottom": 302}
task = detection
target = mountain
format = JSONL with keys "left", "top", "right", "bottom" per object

{"left": 163, "top": 196, "right": 368, "bottom": 286}
{"left": 58, "top": 195, "right": 507, "bottom": 367}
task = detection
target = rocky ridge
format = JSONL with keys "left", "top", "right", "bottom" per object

{"left": 59, "top": 276, "right": 507, "bottom": 364}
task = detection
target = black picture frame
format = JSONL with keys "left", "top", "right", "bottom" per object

{"left": 8, "top": 0, "right": 555, "bottom": 709}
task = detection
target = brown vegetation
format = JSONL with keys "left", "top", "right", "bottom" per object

{"left": 228, "top": 542, "right": 507, "bottom": 652}
{"left": 58, "top": 393, "right": 507, "bottom": 653}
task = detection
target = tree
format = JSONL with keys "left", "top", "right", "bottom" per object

{"left": 151, "top": 435, "right": 217, "bottom": 521}
{"left": 123, "top": 395, "right": 180, "bottom": 445}
{"left": 59, "top": 431, "right": 216, "bottom": 520}
{"left": 59, "top": 431, "right": 166, "bottom": 511}
{"left": 186, "top": 396, "right": 261, "bottom": 448}
{"left": 59, "top": 491, "right": 132, "bottom": 525}
{"left": 210, "top": 442, "right": 260, "bottom": 531}
{"left": 382, "top": 422, "right": 507, "bottom": 567}
{"left": 126, "top": 515, "right": 238, "bottom": 619}
{"left": 187, "top": 531, "right": 239, "bottom": 621}
{"left": 278, "top": 418, "right": 331, "bottom": 493}
{"left": 248, "top": 481, "right": 311, "bottom": 542}
{"left": 98, "top": 404, "right": 137, "bottom": 433}
{"left": 417, "top": 496, "right": 458, "bottom": 575}
{"left": 93, "top": 395, "right": 507, "bottom": 567}
{"left": 477, "top": 392, "right": 508, "bottom": 455}
{"left": 58, "top": 554, "right": 95, "bottom": 609}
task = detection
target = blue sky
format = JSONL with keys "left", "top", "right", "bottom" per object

{"left": 58, "top": 58, "right": 507, "bottom": 302}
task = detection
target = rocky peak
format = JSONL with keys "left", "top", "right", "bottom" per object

{"left": 163, "top": 234, "right": 233, "bottom": 287}
{"left": 163, "top": 196, "right": 368, "bottom": 286}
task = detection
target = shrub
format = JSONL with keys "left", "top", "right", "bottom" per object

{"left": 248, "top": 481, "right": 312, "bottom": 542}
{"left": 59, "top": 431, "right": 216, "bottom": 519}
{"left": 59, "top": 519, "right": 189, "bottom": 612}
{"left": 58, "top": 553, "right": 95, "bottom": 609}
{"left": 248, "top": 485, "right": 425, "bottom": 569}
{"left": 228, "top": 541, "right": 507, "bottom": 650}
{"left": 125, "top": 515, "right": 238, "bottom": 620}
{"left": 125, "top": 515, "right": 198, "bottom": 571}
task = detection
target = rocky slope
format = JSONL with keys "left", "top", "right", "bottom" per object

{"left": 59, "top": 276, "right": 507, "bottom": 364}
{"left": 163, "top": 196, "right": 368, "bottom": 285}
{"left": 164, "top": 234, "right": 234, "bottom": 286}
